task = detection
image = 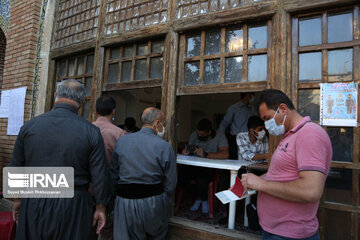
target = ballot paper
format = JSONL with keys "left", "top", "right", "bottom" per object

{"left": 215, "top": 176, "right": 256, "bottom": 204}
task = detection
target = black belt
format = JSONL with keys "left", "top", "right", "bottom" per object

{"left": 116, "top": 183, "right": 163, "bottom": 199}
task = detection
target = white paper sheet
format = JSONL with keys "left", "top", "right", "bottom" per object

{"left": 7, "top": 87, "right": 27, "bottom": 135}
{"left": 0, "top": 90, "right": 10, "bottom": 118}
{"left": 215, "top": 190, "right": 240, "bottom": 204}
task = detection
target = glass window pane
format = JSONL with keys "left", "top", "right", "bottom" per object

{"left": 135, "top": 59, "right": 146, "bottom": 80}
{"left": 298, "top": 89, "right": 320, "bottom": 122}
{"left": 324, "top": 168, "right": 352, "bottom": 205}
{"left": 299, "top": 17, "right": 321, "bottom": 46}
{"left": 226, "top": 28, "right": 243, "bottom": 52}
{"left": 86, "top": 55, "right": 94, "bottom": 74}
{"left": 107, "top": 63, "right": 118, "bottom": 84}
{"left": 150, "top": 57, "right": 163, "bottom": 79}
{"left": 151, "top": 41, "right": 164, "bottom": 53}
{"left": 84, "top": 77, "right": 92, "bottom": 96}
{"left": 58, "top": 61, "right": 66, "bottom": 78}
{"left": 248, "top": 25, "right": 267, "bottom": 49}
{"left": 187, "top": 34, "right": 201, "bottom": 57}
{"left": 225, "top": 57, "right": 243, "bottom": 83}
{"left": 137, "top": 43, "right": 148, "bottom": 56}
{"left": 110, "top": 48, "right": 120, "bottom": 60}
{"left": 327, "top": 127, "right": 353, "bottom": 162}
{"left": 248, "top": 54, "right": 267, "bottom": 81}
{"left": 82, "top": 100, "right": 90, "bottom": 120}
{"left": 121, "top": 61, "right": 132, "bottom": 82}
{"left": 68, "top": 59, "right": 75, "bottom": 76}
{"left": 328, "top": 49, "right": 353, "bottom": 81}
{"left": 204, "top": 59, "right": 220, "bottom": 84}
{"left": 123, "top": 45, "right": 133, "bottom": 58}
{"left": 205, "top": 30, "right": 221, "bottom": 55}
{"left": 328, "top": 12, "right": 353, "bottom": 43}
{"left": 77, "top": 56, "right": 85, "bottom": 75}
{"left": 323, "top": 209, "right": 351, "bottom": 240}
{"left": 185, "top": 62, "right": 200, "bottom": 86}
{"left": 299, "top": 52, "right": 322, "bottom": 82}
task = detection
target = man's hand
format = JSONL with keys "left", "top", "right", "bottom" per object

{"left": 241, "top": 173, "right": 265, "bottom": 192}
{"left": 93, "top": 204, "right": 106, "bottom": 234}
{"left": 194, "top": 148, "right": 205, "bottom": 158}
{"left": 181, "top": 148, "right": 190, "bottom": 155}
{"left": 12, "top": 199, "right": 21, "bottom": 224}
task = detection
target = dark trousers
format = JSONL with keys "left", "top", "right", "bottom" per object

{"left": 262, "top": 230, "right": 320, "bottom": 240}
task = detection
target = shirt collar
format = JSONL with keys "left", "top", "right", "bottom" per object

{"left": 283, "top": 116, "right": 311, "bottom": 138}
{"left": 140, "top": 127, "right": 155, "bottom": 135}
{"left": 53, "top": 103, "right": 78, "bottom": 114}
{"left": 95, "top": 115, "right": 112, "bottom": 123}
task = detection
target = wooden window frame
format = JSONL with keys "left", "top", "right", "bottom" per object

{"left": 54, "top": 0, "right": 100, "bottom": 48}
{"left": 55, "top": 52, "right": 95, "bottom": 118}
{"left": 103, "top": 39, "right": 164, "bottom": 91}
{"left": 177, "top": 20, "right": 271, "bottom": 95}
{"left": 292, "top": 6, "right": 360, "bottom": 231}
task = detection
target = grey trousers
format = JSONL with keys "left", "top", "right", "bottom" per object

{"left": 113, "top": 193, "right": 171, "bottom": 240}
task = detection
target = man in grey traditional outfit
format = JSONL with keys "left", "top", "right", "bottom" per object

{"left": 110, "top": 107, "right": 177, "bottom": 240}
{"left": 10, "top": 79, "right": 108, "bottom": 240}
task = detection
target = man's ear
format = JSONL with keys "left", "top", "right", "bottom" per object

{"left": 278, "top": 103, "right": 288, "bottom": 114}
{"left": 112, "top": 109, "right": 116, "bottom": 116}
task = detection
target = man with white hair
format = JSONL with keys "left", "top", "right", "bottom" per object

{"left": 110, "top": 107, "right": 177, "bottom": 240}
{"left": 10, "top": 79, "right": 108, "bottom": 240}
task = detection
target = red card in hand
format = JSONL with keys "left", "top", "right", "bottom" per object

{"left": 229, "top": 176, "right": 245, "bottom": 198}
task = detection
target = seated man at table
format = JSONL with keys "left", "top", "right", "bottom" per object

{"left": 181, "top": 118, "right": 229, "bottom": 214}
{"left": 237, "top": 115, "right": 270, "bottom": 162}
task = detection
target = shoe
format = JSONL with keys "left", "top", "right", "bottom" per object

{"left": 190, "top": 200, "right": 201, "bottom": 211}
{"left": 202, "top": 201, "right": 209, "bottom": 214}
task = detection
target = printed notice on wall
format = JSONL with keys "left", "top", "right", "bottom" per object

{"left": 0, "top": 89, "right": 10, "bottom": 118}
{"left": 7, "top": 87, "right": 27, "bottom": 135}
{"left": 320, "top": 83, "right": 358, "bottom": 127}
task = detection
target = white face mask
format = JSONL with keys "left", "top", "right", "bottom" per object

{"left": 264, "top": 107, "right": 286, "bottom": 136}
{"left": 254, "top": 130, "right": 266, "bottom": 140}
{"left": 157, "top": 122, "right": 165, "bottom": 138}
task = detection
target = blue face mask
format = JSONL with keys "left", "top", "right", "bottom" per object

{"left": 264, "top": 107, "right": 286, "bottom": 136}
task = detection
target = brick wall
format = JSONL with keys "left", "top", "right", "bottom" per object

{"left": 0, "top": 30, "right": 6, "bottom": 90}
{"left": 0, "top": 0, "right": 42, "bottom": 190}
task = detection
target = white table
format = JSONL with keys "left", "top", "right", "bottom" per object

{"left": 176, "top": 154, "right": 252, "bottom": 229}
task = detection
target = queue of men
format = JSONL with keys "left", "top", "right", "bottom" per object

{"left": 9, "top": 79, "right": 332, "bottom": 240}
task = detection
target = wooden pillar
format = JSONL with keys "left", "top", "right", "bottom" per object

{"left": 161, "top": 0, "right": 178, "bottom": 149}
{"left": 89, "top": 0, "right": 107, "bottom": 122}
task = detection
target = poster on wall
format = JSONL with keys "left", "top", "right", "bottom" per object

{"left": 320, "top": 83, "right": 358, "bottom": 127}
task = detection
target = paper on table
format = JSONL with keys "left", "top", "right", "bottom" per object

{"left": 215, "top": 176, "right": 256, "bottom": 204}
{"left": 7, "top": 87, "right": 27, "bottom": 135}
{"left": 0, "top": 90, "right": 10, "bottom": 118}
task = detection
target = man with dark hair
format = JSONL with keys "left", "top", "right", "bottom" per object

{"left": 237, "top": 115, "right": 269, "bottom": 162}
{"left": 92, "top": 96, "right": 126, "bottom": 240}
{"left": 110, "top": 107, "right": 177, "bottom": 240}
{"left": 219, "top": 92, "right": 255, "bottom": 159}
{"left": 241, "top": 89, "right": 332, "bottom": 240}
{"left": 182, "top": 118, "right": 229, "bottom": 213}
{"left": 123, "top": 117, "right": 140, "bottom": 133}
{"left": 10, "top": 79, "right": 107, "bottom": 240}
{"left": 93, "top": 96, "right": 126, "bottom": 166}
